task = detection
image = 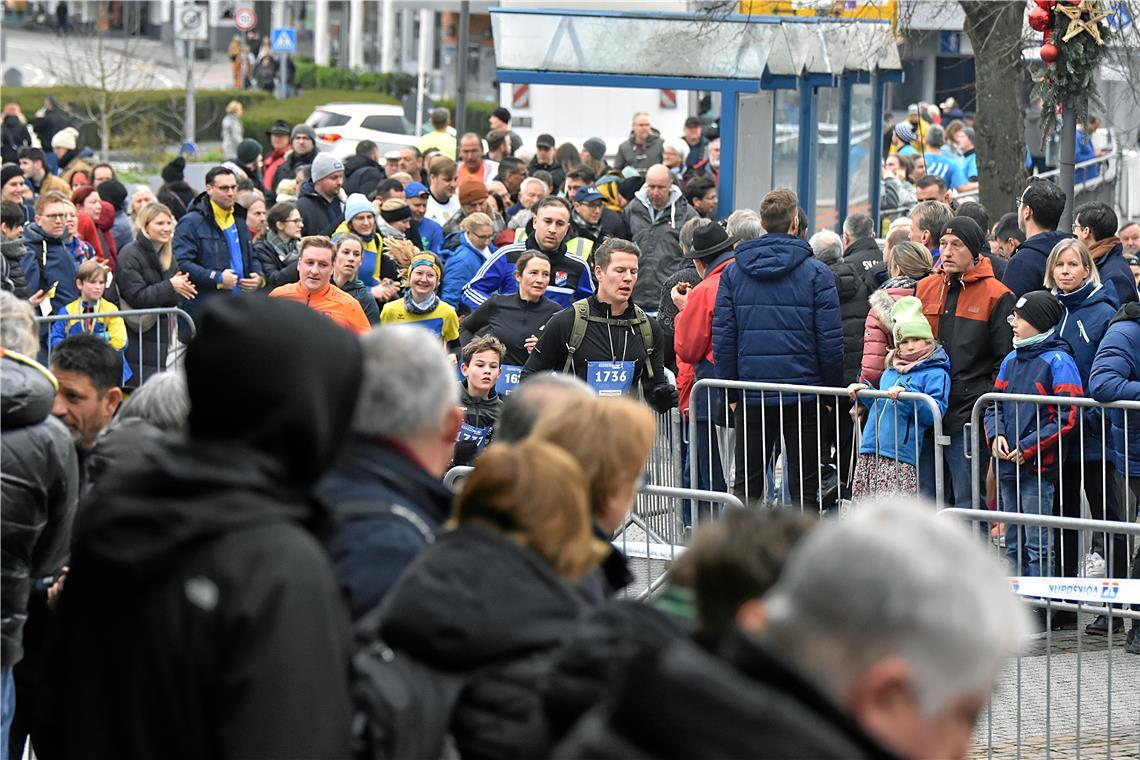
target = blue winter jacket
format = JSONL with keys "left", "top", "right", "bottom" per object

{"left": 172, "top": 192, "right": 261, "bottom": 325}
{"left": 712, "top": 234, "right": 844, "bottom": 405}
{"left": 1093, "top": 241, "right": 1139, "bottom": 308}
{"left": 1056, "top": 282, "right": 1119, "bottom": 461}
{"left": 1089, "top": 303, "right": 1140, "bottom": 477}
{"left": 441, "top": 233, "right": 493, "bottom": 308}
{"left": 20, "top": 223, "right": 80, "bottom": 317}
{"left": 984, "top": 334, "right": 1083, "bottom": 483}
{"left": 1003, "top": 230, "right": 1072, "bottom": 299}
{"left": 858, "top": 346, "right": 951, "bottom": 467}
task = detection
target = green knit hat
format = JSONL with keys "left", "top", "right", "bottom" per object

{"left": 891, "top": 296, "right": 934, "bottom": 343}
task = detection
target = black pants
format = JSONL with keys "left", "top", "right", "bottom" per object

{"left": 1056, "top": 459, "right": 1128, "bottom": 579}
{"left": 733, "top": 402, "right": 821, "bottom": 509}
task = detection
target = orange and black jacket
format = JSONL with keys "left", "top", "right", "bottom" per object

{"left": 916, "top": 256, "right": 1015, "bottom": 432}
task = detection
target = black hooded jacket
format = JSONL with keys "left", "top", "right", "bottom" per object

{"left": 379, "top": 525, "right": 585, "bottom": 760}
{"left": 0, "top": 353, "right": 79, "bottom": 669}
{"left": 342, "top": 153, "right": 384, "bottom": 198}
{"left": 57, "top": 297, "right": 363, "bottom": 760}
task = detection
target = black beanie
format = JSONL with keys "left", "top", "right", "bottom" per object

{"left": 1014, "top": 290, "right": 1063, "bottom": 334}
{"left": 619, "top": 175, "right": 645, "bottom": 202}
{"left": 161, "top": 156, "right": 186, "bottom": 184}
{"left": 1, "top": 163, "right": 22, "bottom": 188}
{"left": 941, "top": 216, "right": 986, "bottom": 261}
{"left": 98, "top": 179, "right": 128, "bottom": 211}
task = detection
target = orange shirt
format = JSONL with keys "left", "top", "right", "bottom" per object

{"left": 269, "top": 281, "right": 372, "bottom": 335}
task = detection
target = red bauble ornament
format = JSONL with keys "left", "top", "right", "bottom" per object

{"left": 1034, "top": 0, "right": 1056, "bottom": 8}
{"left": 1028, "top": 6, "right": 1052, "bottom": 31}
{"left": 1040, "top": 42, "right": 1060, "bottom": 64}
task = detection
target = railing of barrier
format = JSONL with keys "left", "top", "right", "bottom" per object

{"left": 688, "top": 379, "right": 948, "bottom": 516}
{"left": 968, "top": 392, "right": 1139, "bottom": 593}
{"left": 34, "top": 307, "right": 196, "bottom": 387}
{"left": 939, "top": 508, "right": 1140, "bottom": 759}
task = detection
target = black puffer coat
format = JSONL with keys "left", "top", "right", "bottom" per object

{"left": 830, "top": 257, "right": 872, "bottom": 384}
{"left": 115, "top": 232, "right": 181, "bottom": 386}
{"left": 380, "top": 525, "right": 585, "bottom": 760}
{"left": 0, "top": 353, "right": 79, "bottom": 669}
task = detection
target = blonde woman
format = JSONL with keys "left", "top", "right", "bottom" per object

{"left": 221, "top": 100, "right": 244, "bottom": 161}
{"left": 115, "top": 202, "right": 196, "bottom": 386}
{"left": 531, "top": 394, "right": 657, "bottom": 603}
{"left": 378, "top": 439, "right": 607, "bottom": 759}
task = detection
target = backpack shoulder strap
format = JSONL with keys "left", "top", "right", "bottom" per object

{"left": 337, "top": 500, "right": 436, "bottom": 544}
{"left": 633, "top": 305, "right": 656, "bottom": 380}
{"left": 563, "top": 299, "right": 592, "bottom": 374}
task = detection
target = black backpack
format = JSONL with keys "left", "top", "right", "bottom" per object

{"left": 343, "top": 501, "right": 478, "bottom": 760}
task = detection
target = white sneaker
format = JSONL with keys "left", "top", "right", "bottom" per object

{"left": 1082, "top": 552, "right": 1106, "bottom": 578}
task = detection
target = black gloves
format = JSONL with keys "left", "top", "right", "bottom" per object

{"left": 650, "top": 383, "right": 679, "bottom": 414}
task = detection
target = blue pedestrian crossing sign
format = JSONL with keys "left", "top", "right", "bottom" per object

{"left": 271, "top": 27, "right": 297, "bottom": 53}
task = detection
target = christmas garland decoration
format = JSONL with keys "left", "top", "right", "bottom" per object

{"left": 1027, "top": 0, "right": 1112, "bottom": 141}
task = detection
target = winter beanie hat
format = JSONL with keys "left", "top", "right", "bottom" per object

{"left": 98, "top": 179, "right": 128, "bottom": 211}
{"left": 290, "top": 123, "right": 317, "bottom": 142}
{"left": 1, "top": 163, "right": 23, "bottom": 188}
{"left": 891, "top": 296, "right": 935, "bottom": 343}
{"left": 941, "top": 216, "right": 986, "bottom": 261}
{"left": 583, "top": 137, "right": 607, "bottom": 161}
{"left": 379, "top": 199, "right": 412, "bottom": 225}
{"left": 1014, "top": 290, "right": 1063, "bottom": 333}
{"left": 236, "top": 138, "right": 263, "bottom": 166}
{"left": 311, "top": 153, "right": 345, "bottom": 183}
{"left": 161, "top": 156, "right": 186, "bottom": 184}
{"left": 344, "top": 193, "right": 374, "bottom": 224}
{"left": 51, "top": 126, "right": 79, "bottom": 151}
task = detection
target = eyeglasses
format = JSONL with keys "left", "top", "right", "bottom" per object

{"left": 285, "top": 216, "right": 303, "bottom": 224}
{"left": 212, "top": 184, "right": 237, "bottom": 192}
{"left": 43, "top": 212, "right": 77, "bottom": 221}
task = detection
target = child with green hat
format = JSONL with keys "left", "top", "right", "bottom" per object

{"left": 846, "top": 296, "right": 950, "bottom": 499}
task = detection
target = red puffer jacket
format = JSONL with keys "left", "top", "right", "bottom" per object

{"left": 860, "top": 279, "right": 916, "bottom": 387}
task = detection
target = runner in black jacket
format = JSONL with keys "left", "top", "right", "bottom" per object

{"left": 460, "top": 251, "right": 562, "bottom": 365}
{"left": 522, "top": 239, "right": 676, "bottom": 413}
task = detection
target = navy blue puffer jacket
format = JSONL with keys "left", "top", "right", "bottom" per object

{"left": 712, "top": 234, "right": 844, "bottom": 405}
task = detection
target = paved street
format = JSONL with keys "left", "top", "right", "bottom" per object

{"left": 1, "top": 27, "right": 235, "bottom": 91}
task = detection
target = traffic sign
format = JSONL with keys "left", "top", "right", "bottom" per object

{"left": 271, "top": 27, "right": 297, "bottom": 54}
{"left": 234, "top": 7, "right": 257, "bottom": 31}
{"left": 174, "top": 3, "right": 208, "bottom": 41}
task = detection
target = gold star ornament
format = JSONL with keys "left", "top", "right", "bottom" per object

{"left": 1057, "top": 0, "right": 1110, "bottom": 45}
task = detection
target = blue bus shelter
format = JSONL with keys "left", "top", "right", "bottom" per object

{"left": 491, "top": 8, "right": 903, "bottom": 229}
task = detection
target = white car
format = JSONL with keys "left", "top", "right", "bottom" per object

{"left": 305, "top": 103, "right": 417, "bottom": 160}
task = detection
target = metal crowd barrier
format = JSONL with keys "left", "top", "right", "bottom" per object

{"left": 687, "top": 379, "right": 947, "bottom": 517}
{"left": 35, "top": 307, "right": 196, "bottom": 388}
{"left": 968, "top": 392, "right": 1139, "bottom": 585}
{"left": 939, "top": 508, "right": 1140, "bottom": 759}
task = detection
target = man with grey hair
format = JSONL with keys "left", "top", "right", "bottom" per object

{"left": 725, "top": 208, "right": 763, "bottom": 242}
{"left": 497, "top": 371, "right": 593, "bottom": 443}
{"left": 909, "top": 200, "right": 953, "bottom": 260}
{"left": 808, "top": 229, "right": 843, "bottom": 266}
{"left": 319, "top": 325, "right": 462, "bottom": 620}
{"left": 841, "top": 211, "right": 885, "bottom": 289}
{"left": 557, "top": 500, "right": 1026, "bottom": 760}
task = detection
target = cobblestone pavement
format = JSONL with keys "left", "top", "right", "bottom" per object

{"left": 970, "top": 613, "right": 1139, "bottom": 759}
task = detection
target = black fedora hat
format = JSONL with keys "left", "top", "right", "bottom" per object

{"left": 685, "top": 222, "right": 738, "bottom": 259}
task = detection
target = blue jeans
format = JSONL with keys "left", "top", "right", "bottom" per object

{"left": 919, "top": 429, "right": 987, "bottom": 509}
{"left": 1, "top": 666, "right": 13, "bottom": 760}
{"left": 1000, "top": 476, "right": 1055, "bottom": 577}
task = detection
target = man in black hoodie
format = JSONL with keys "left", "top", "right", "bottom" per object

{"left": 57, "top": 297, "right": 362, "bottom": 760}
{"left": 1003, "top": 177, "right": 1070, "bottom": 298}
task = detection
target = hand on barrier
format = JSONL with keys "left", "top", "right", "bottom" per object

{"left": 650, "top": 383, "right": 679, "bottom": 414}
{"left": 885, "top": 385, "right": 905, "bottom": 401}
{"left": 846, "top": 382, "right": 868, "bottom": 400}
{"left": 991, "top": 435, "right": 1024, "bottom": 464}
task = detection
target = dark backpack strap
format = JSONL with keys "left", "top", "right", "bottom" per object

{"left": 337, "top": 501, "right": 436, "bottom": 544}
{"left": 563, "top": 299, "right": 592, "bottom": 374}
{"left": 633, "top": 305, "right": 656, "bottom": 381}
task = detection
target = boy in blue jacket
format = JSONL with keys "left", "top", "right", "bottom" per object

{"left": 846, "top": 297, "right": 950, "bottom": 499}
{"left": 984, "top": 291, "right": 1083, "bottom": 578}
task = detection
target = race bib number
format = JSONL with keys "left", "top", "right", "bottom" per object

{"left": 457, "top": 423, "right": 491, "bottom": 448}
{"left": 587, "top": 360, "right": 635, "bottom": 397}
{"left": 496, "top": 364, "right": 522, "bottom": 396}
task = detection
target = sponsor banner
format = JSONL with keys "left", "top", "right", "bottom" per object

{"left": 1009, "top": 577, "right": 1140, "bottom": 605}
{"left": 612, "top": 540, "right": 687, "bottom": 562}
